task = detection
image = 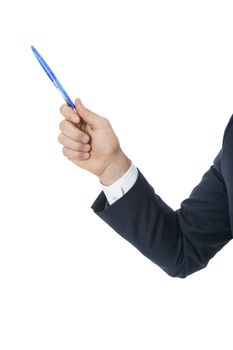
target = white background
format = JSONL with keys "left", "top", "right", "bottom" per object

{"left": 0, "top": 0, "right": 233, "bottom": 349}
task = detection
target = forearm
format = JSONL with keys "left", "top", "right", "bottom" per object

{"left": 91, "top": 164, "right": 232, "bottom": 278}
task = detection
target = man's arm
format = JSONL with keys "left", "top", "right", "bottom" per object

{"left": 90, "top": 115, "right": 233, "bottom": 278}
{"left": 58, "top": 99, "right": 233, "bottom": 278}
{"left": 91, "top": 157, "right": 232, "bottom": 278}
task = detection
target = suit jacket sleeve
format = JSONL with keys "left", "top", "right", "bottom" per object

{"left": 91, "top": 115, "right": 233, "bottom": 278}
{"left": 91, "top": 154, "right": 232, "bottom": 278}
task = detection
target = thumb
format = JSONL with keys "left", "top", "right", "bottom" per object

{"left": 75, "top": 98, "right": 101, "bottom": 128}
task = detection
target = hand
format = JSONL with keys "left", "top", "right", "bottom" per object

{"left": 58, "top": 98, "right": 131, "bottom": 185}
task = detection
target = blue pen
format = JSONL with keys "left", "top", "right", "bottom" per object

{"left": 31, "top": 45, "right": 76, "bottom": 112}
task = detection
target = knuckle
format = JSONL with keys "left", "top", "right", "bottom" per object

{"left": 59, "top": 105, "right": 64, "bottom": 114}
{"left": 59, "top": 120, "right": 65, "bottom": 130}
{"left": 62, "top": 146, "right": 69, "bottom": 157}
{"left": 59, "top": 104, "right": 67, "bottom": 115}
{"left": 101, "top": 116, "right": 110, "bottom": 125}
{"left": 58, "top": 133, "right": 64, "bottom": 143}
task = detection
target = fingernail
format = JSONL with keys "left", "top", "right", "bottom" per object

{"left": 83, "top": 135, "right": 89, "bottom": 143}
{"left": 84, "top": 144, "right": 90, "bottom": 151}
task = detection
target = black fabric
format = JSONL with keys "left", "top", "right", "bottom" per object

{"left": 91, "top": 114, "right": 233, "bottom": 278}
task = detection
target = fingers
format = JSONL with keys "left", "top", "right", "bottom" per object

{"left": 58, "top": 133, "right": 91, "bottom": 152}
{"left": 62, "top": 146, "right": 90, "bottom": 161}
{"left": 60, "top": 98, "right": 106, "bottom": 130}
{"left": 59, "top": 104, "right": 91, "bottom": 162}
{"left": 59, "top": 119, "right": 90, "bottom": 143}
{"left": 59, "top": 103, "right": 80, "bottom": 124}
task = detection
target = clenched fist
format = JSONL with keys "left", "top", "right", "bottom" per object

{"left": 58, "top": 98, "right": 131, "bottom": 185}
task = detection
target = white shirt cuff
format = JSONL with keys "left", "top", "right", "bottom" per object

{"left": 100, "top": 162, "right": 138, "bottom": 205}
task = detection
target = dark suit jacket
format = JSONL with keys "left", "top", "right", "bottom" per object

{"left": 91, "top": 115, "right": 233, "bottom": 278}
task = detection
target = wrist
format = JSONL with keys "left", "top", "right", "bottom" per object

{"left": 99, "top": 150, "right": 131, "bottom": 186}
